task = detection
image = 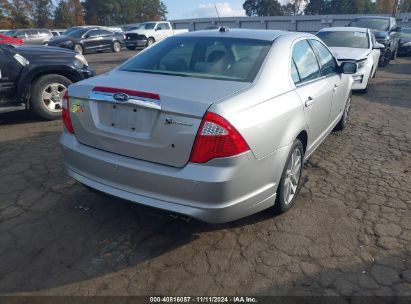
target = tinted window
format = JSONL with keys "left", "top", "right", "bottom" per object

{"left": 349, "top": 18, "right": 390, "bottom": 31}
{"left": 137, "top": 23, "right": 156, "bottom": 30}
{"left": 86, "top": 30, "right": 100, "bottom": 38}
{"left": 121, "top": 36, "right": 272, "bottom": 82}
{"left": 310, "top": 39, "right": 338, "bottom": 76}
{"left": 98, "top": 30, "right": 113, "bottom": 36}
{"left": 159, "top": 23, "right": 171, "bottom": 30}
{"left": 28, "top": 30, "right": 39, "bottom": 36}
{"left": 317, "top": 31, "right": 369, "bottom": 49}
{"left": 68, "top": 28, "right": 89, "bottom": 38}
{"left": 292, "top": 40, "right": 321, "bottom": 83}
{"left": 291, "top": 59, "right": 300, "bottom": 84}
{"left": 15, "top": 31, "right": 27, "bottom": 38}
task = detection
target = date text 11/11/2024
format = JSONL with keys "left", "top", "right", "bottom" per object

{"left": 149, "top": 297, "right": 258, "bottom": 303}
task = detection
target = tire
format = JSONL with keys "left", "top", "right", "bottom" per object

{"left": 334, "top": 93, "right": 352, "bottom": 131}
{"left": 112, "top": 41, "right": 121, "bottom": 53}
{"left": 391, "top": 47, "right": 398, "bottom": 60}
{"left": 147, "top": 37, "right": 155, "bottom": 47}
{"left": 379, "top": 48, "right": 391, "bottom": 67}
{"left": 74, "top": 43, "right": 84, "bottom": 55}
{"left": 126, "top": 46, "right": 136, "bottom": 50}
{"left": 275, "top": 139, "right": 305, "bottom": 213}
{"left": 30, "top": 74, "right": 72, "bottom": 120}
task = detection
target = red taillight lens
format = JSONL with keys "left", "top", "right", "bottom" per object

{"left": 62, "top": 91, "right": 74, "bottom": 134}
{"left": 189, "top": 112, "right": 250, "bottom": 164}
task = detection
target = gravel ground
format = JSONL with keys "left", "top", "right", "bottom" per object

{"left": 0, "top": 52, "right": 410, "bottom": 298}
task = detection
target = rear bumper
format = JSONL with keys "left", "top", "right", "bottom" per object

{"left": 60, "top": 133, "right": 290, "bottom": 223}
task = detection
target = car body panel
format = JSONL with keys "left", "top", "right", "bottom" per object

{"left": 61, "top": 29, "right": 353, "bottom": 223}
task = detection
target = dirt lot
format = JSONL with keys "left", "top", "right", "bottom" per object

{"left": 0, "top": 51, "right": 410, "bottom": 298}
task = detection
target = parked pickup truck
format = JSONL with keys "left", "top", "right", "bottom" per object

{"left": 124, "top": 21, "right": 188, "bottom": 50}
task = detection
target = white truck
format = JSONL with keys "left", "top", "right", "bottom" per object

{"left": 124, "top": 21, "right": 189, "bottom": 50}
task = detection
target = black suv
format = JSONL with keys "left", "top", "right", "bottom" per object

{"left": 348, "top": 17, "right": 401, "bottom": 67}
{"left": 48, "top": 27, "right": 125, "bottom": 55}
{"left": 0, "top": 44, "right": 95, "bottom": 120}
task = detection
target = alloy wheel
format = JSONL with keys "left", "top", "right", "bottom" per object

{"left": 41, "top": 83, "right": 67, "bottom": 112}
{"left": 283, "top": 147, "right": 302, "bottom": 205}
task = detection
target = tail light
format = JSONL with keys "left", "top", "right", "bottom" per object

{"left": 62, "top": 91, "right": 74, "bottom": 134}
{"left": 189, "top": 112, "right": 250, "bottom": 163}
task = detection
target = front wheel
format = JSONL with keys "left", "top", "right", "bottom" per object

{"left": 74, "top": 43, "right": 83, "bottom": 55}
{"left": 112, "top": 41, "right": 121, "bottom": 53}
{"left": 146, "top": 37, "right": 155, "bottom": 47}
{"left": 334, "top": 94, "right": 352, "bottom": 131}
{"left": 30, "top": 74, "right": 72, "bottom": 120}
{"left": 379, "top": 49, "right": 391, "bottom": 67}
{"left": 275, "top": 139, "right": 304, "bottom": 213}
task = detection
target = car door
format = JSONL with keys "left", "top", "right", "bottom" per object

{"left": 0, "top": 46, "right": 22, "bottom": 100}
{"left": 83, "top": 29, "right": 101, "bottom": 51}
{"left": 292, "top": 39, "right": 333, "bottom": 151}
{"left": 309, "top": 39, "right": 347, "bottom": 125}
{"left": 154, "top": 23, "right": 169, "bottom": 41}
{"left": 98, "top": 29, "right": 114, "bottom": 49}
{"left": 27, "top": 30, "right": 41, "bottom": 44}
{"left": 14, "top": 30, "right": 28, "bottom": 43}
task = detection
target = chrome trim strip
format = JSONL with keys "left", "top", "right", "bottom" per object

{"left": 89, "top": 91, "right": 162, "bottom": 111}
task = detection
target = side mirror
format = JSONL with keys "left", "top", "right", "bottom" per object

{"left": 373, "top": 43, "right": 385, "bottom": 50}
{"left": 84, "top": 34, "right": 90, "bottom": 39}
{"left": 341, "top": 62, "right": 357, "bottom": 74}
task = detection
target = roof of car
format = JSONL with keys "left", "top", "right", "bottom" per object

{"left": 177, "top": 28, "right": 306, "bottom": 41}
{"left": 319, "top": 27, "right": 368, "bottom": 33}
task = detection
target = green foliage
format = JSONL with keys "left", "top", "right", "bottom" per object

{"left": 304, "top": 0, "right": 378, "bottom": 14}
{"left": 30, "top": 0, "right": 53, "bottom": 27}
{"left": 243, "top": 0, "right": 283, "bottom": 16}
{"left": 83, "top": 0, "right": 167, "bottom": 25}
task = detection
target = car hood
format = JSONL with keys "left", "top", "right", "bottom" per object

{"left": 15, "top": 45, "right": 77, "bottom": 58}
{"left": 329, "top": 47, "right": 370, "bottom": 61}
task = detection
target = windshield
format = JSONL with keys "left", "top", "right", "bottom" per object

{"left": 120, "top": 36, "right": 272, "bottom": 82}
{"left": 4, "top": 30, "right": 16, "bottom": 37}
{"left": 137, "top": 23, "right": 156, "bottom": 30}
{"left": 317, "top": 31, "right": 369, "bottom": 49}
{"left": 67, "top": 28, "right": 89, "bottom": 38}
{"left": 401, "top": 28, "right": 411, "bottom": 39}
{"left": 349, "top": 18, "right": 390, "bottom": 31}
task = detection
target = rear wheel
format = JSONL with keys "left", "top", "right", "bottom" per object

{"left": 112, "top": 41, "right": 121, "bottom": 53}
{"left": 30, "top": 74, "right": 71, "bottom": 120}
{"left": 334, "top": 94, "right": 351, "bottom": 131}
{"left": 275, "top": 139, "right": 304, "bottom": 213}
{"left": 74, "top": 43, "right": 83, "bottom": 55}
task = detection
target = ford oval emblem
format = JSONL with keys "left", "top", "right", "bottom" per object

{"left": 113, "top": 93, "right": 130, "bottom": 102}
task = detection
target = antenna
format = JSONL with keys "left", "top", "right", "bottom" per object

{"left": 214, "top": 4, "right": 229, "bottom": 32}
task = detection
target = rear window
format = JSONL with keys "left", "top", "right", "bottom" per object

{"left": 317, "top": 31, "right": 369, "bottom": 49}
{"left": 349, "top": 18, "right": 390, "bottom": 31}
{"left": 120, "top": 36, "right": 272, "bottom": 82}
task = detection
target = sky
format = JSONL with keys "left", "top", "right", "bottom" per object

{"left": 163, "top": 0, "right": 289, "bottom": 20}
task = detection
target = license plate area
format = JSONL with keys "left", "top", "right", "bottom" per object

{"left": 97, "top": 101, "right": 158, "bottom": 135}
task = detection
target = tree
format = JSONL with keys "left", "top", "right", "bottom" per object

{"left": 0, "top": 0, "right": 13, "bottom": 28}
{"left": 243, "top": 0, "right": 283, "bottom": 16}
{"left": 8, "top": 0, "right": 33, "bottom": 28}
{"left": 69, "top": 0, "right": 85, "bottom": 26}
{"left": 377, "top": 0, "right": 396, "bottom": 12}
{"left": 30, "top": 0, "right": 53, "bottom": 27}
{"left": 399, "top": 0, "right": 411, "bottom": 12}
{"left": 304, "top": 0, "right": 331, "bottom": 14}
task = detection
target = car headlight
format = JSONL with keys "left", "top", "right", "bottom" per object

{"left": 74, "top": 54, "right": 88, "bottom": 68}
{"left": 357, "top": 59, "right": 368, "bottom": 70}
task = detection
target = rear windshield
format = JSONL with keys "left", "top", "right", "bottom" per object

{"left": 120, "top": 36, "right": 272, "bottom": 82}
{"left": 317, "top": 31, "right": 369, "bottom": 49}
{"left": 349, "top": 18, "right": 390, "bottom": 31}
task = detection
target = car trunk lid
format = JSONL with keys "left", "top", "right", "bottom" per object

{"left": 68, "top": 71, "right": 250, "bottom": 167}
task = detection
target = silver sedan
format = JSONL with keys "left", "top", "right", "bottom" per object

{"left": 60, "top": 29, "right": 356, "bottom": 223}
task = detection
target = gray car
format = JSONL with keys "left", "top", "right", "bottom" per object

{"left": 60, "top": 29, "right": 356, "bottom": 223}
{"left": 4, "top": 29, "right": 53, "bottom": 45}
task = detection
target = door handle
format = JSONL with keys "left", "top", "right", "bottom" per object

{"left": 305, "top": 97, "right": 315, "bottom": 107}
{"left": 333, "top": 84, "right": 339, "bottom": 92}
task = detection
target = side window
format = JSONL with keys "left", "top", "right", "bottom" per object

{"left": 87, "top": 30, "right": 100, "bottom": 38}
{"left": 99, "top": 30, "right": 112, "bottom": 36}
{"left": 292, "top": 40, "right": 321, "bottom": 83}
{"left": 309, "top": 39, "right": 338, "bottom": 76}
{"left": 161, "top": 23, "right": 171, "bottom": 30}
{"left": 156, "top": 24, "right": 163, "bottom": 30}
{"left": 15, "top": 31, "right": 27, "bottom": 38}
{"left": 28, "top": 30, "right": 39, "bottom": 37}
{"left": 291, "top": 59, "right": 301, "bottom": 84}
